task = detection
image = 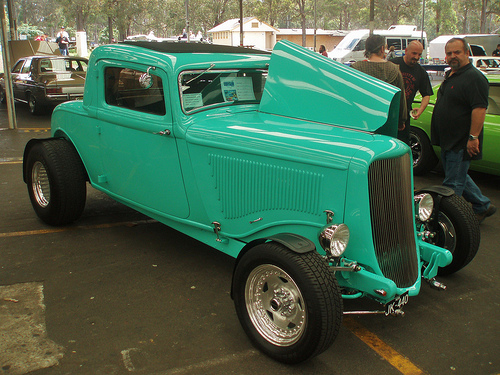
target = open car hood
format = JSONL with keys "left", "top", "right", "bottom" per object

{"left": 259, "top": 41, "right": 400, "bottom": 137}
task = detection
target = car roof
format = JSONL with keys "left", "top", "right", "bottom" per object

{"left": 19, "top": 55, "right": 89, "bottom": 62}
{"left": 120, "top": 41, "right": 271, "bottom": 55}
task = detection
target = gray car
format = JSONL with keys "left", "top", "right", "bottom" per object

{"left": 0, "top": 55, "right": 88, "bottom": 115}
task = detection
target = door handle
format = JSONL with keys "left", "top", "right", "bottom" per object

{"left": 153, "top": 129, "right": 171, "bottom": 136}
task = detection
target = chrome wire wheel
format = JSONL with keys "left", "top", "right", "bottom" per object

{"left": 245, "top": 264, "right": 306, "bottom": 347}
{"left": 409, "top": 132, "right": 422, "bottom": 168}
{"left": 31, "top": 161, "right": 50, "bottom": 208}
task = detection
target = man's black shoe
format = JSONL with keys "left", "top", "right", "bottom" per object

{"left": 476, "top": 204, "right": 497, "bottom": 224}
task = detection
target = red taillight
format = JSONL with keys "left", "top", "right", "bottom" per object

{"left": 46, "top": 87, "right": 62, "bottom": 94}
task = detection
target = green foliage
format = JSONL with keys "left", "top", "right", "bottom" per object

{"left": 17, "top": 23, "right": 44, "bottom": 39}
{"left": 10, "top": 0, "right": 500, "bottom": 43}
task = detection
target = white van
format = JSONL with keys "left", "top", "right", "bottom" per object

{"left": 329, "top": 25, "right": 427, "bottom": 64}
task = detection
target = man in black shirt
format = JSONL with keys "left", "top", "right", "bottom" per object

{"left": 492, "top": 44, "right": 500, "bottom": 56}
{"left": 431, "top": 38, "right": 496, "bottom": 223}
{"left": 391, "top": 40, "right": 433, "bottom": 145}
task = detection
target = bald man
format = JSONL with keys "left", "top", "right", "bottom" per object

{"left": 391, "top": 41, "right": 433, "bottom": 145}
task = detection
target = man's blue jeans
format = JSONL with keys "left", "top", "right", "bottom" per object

{"left": 441, "top": 149, "right": 490, "bottom": 214}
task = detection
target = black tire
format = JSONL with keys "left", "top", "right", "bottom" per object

{"left": 25, "top": 139, "right": 87, "bottom": 226}
{"left": 425, "top": 194, "right": 480, "bottom": 276}
{"left": 233, "top": 242, "right": 342, "bottom": 364}
{"left": 410, "top": 126, "right": 438, "bottom": 175}
{"left": 28, "top": 93, "right": 44, "bottom": 115}
{"left": 0, "top": 88, "right": 5, "bottom": 104}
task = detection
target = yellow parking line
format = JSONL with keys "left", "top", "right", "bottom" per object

{"left": 0, "top": 219, "right": 157, "bottom": 238}
{"left": 18, "top": 128, "right": 50, "bottom": 132}
{"left": 0, "top": 159, "right": 22, "bottom": 165}
{"left": 344, "top": 316, "right": 427, "bottom": 375}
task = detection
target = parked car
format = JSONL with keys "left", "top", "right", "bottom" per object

{"left": 0, "top": 55, "right": 88, "bottom": 115}
{"left": 410, "top": 74, "right": 500, "bottom": 176}
{"left": 23, "top": 41, "right": 480, "bottom": 364}
{"left": 470, "top": 56, "right": 500, "bottom": 74}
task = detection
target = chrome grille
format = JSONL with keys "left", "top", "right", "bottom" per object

{"left": 368, "top": 153, "right": 419, "bottom": 288}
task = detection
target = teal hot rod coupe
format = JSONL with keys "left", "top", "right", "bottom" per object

{"left": 23, "top": 41, "right": 479, "bottom": 364}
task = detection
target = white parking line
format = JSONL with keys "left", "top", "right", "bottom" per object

{"left": 157, "top": 350, "right": 259, "bottom": 374}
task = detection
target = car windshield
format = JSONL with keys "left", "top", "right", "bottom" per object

{"left": 335, "top": 37, "right": 360, "bottom": 51}
{"left": 39, "top": 59, "right": 88, "bottom": 73}
{"left": 179, "top": 69, "right": 267, "bottom": 113}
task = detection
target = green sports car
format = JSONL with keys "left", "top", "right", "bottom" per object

{"left": 410, "top": 74, "right": 500, "bottom": 176}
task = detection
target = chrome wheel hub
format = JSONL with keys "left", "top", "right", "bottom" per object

{"left": 245, "top": 264, "right": 306, "bottom": 346}
{"left": 32, "top": 161, "right": 50, "bottom": 207}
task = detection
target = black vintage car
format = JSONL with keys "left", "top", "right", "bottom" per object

{"left": 0, "top": 55, "right": 88, "bottom": 115}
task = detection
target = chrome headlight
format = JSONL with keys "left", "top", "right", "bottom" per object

{"left": 414, "top": 193, "right": 434, "bottom": 221}
{"left": 318, "top": 224, "right": 350, "bottom": 257}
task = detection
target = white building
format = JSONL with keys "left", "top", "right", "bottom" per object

{"left": 208, "top": 17, "right": 279, "bottom": 51}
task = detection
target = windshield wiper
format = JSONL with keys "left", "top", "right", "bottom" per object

{"left": 185, "top": 63, "right": 215, "bottom": 85}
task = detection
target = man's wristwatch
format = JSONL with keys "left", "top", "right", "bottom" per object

{"left": 469, "top": 134, "right": 479, "bottom": 140}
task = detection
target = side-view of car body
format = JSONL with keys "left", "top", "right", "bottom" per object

{"left": 471, "top": 56, "right": 500, "bottom": 74}
{"left": 0, "top": 55, "right": 88, "bottom": 115}
{"left": 410, "top": 74, "right": 500, "bottom": 176}
{"left": 23, "top": 41, "right": 480, "bottom": 363}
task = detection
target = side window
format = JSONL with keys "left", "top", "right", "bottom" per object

{"left": 21, "top": 59, "right": 32, "bottom": 73}
{"left": 353, "top": 39, "right": 365, "bottom": 52}
{"left": 39, "top": 59, "right": 52, "bottom": 72}
{"left": 104, "top": 67, "right": 166, "bottom": 116}
{"left": 11, "top": 60, "right": 25, "bottom": 73}
{"left": 387, "top": 38, "right": 402, "bottom": 50}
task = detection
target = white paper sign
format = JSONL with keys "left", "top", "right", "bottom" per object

{"left": 183, "top": 93, "right": 203, "bottom": 109}
{"left": 220, "top": 77, "right": 256, "bottom": 102}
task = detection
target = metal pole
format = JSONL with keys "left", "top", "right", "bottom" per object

{"left": 421, "top": 0, "right": 426, "bottom": 44}
{"left": 6, "top": 0, "right": 16, "bottom": 40}
{"left": 0, "top": 0, "right": 17, "bottom": 129}
{"left": 239, "top": 0, "right": 243, "bottom": 46}
{"left": 369, "top": 0, "right": 374, "bottom": 35}
{"left": 313, "top": 0, "right": 317, "bottom": 51}
{"left": 185, "top": 0, "right": 190, "bottom": 42}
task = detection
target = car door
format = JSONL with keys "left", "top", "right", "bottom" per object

{"left": 10, "top": 59, "right": 27, "bottom": 100}
{"left": 95, "top": 61, "right": 189, "bottom": 218}
{"left": 482, "top": 82, "right": 500, "bottom": 174}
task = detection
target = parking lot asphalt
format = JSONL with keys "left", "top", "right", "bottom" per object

{"left": 1, "top": 103, "right": 499, "bottom": 375}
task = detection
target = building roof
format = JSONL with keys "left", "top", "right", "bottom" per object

{"left": 208, "top": 17, "right": 279, "bottom": 33}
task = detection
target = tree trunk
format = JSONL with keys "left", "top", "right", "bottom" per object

{"left": 108, "top": 16, "right": 113, "bottom": 43}
{"left": 76, "top": 5, "right": 84, "bottom": 31}
{"left": 480, "top": 0, "right": 488, "bottom": 33}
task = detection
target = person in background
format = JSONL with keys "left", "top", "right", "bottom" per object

{"left": 390, "top": 40, "right": 433, "bottom": 145}
{"left": 386, "top": 45, "right": 396, "bottom": 61}
{"left": 318, "top": 45, "right": 328, "bottom": 57}
{"left": 56, "top": 26, "right": 70, "bottom": 55}
{"left": 431, "top": 37, "right": 496, "bottom": 224}
{"left": 492, "top": 44, "right": 500, "bottom": 56}
{"left": 352, "top": 34, "right": 407, "bottom": 132}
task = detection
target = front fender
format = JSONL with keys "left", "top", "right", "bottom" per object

{"left": 23, "top": 138, "right": 51, "bottom": 182}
